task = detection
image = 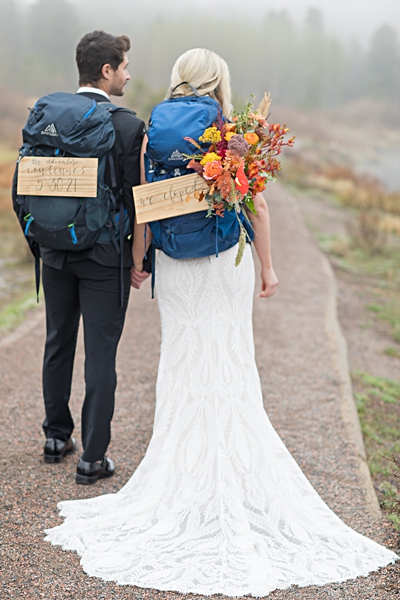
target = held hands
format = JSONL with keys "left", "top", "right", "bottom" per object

{"left": 130, "top": 266, "right": 150, "bottom": 289}
{"left": 258, "top": 266, "right": 279, "bottom": 299}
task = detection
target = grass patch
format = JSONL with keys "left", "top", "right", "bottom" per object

{"left": 367, "top": 301, "right": 400, "bottom": 344}
{"left": 314, "top": 230, "right": 400, "bottom": 282}
{"left": 313, "top": 228, "right": 400, "bottom": 344}
{"left": 0, "top": 181, "right": 37, "bottom": 330}
{"left": 354, "top": 370, "right": 400, "bottom": 526}
{"left": 384, "top": 346, "right": 400, "bottom": 358}
{"left": 281, "top": 153, "right": 400, "bottom": 218}
{"left": 0, "top": 291, "right": 40, "bottom": 332}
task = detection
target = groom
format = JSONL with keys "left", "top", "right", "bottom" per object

{"left": 41, "top": 31, "right": 149, "bottom": 483}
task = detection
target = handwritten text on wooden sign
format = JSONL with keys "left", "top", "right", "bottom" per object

{"left": 133, "top": 173, "right": 209, "bottom": 224}
{"left": 17, "top": 156, "right": 98, "bottom": 197}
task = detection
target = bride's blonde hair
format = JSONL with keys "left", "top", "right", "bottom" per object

{"left": 168, "top": 48, "right": 232, "bottom": 118}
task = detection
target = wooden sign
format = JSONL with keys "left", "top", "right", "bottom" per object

{"left": 133, "top": 173, "right": 209, "bottom": 224}
{"left": 17, "top": 156, "right": 98, "bottom": 197}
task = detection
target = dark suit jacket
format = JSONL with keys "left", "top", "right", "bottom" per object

{"left": 39, "top": 91, "right": 146, "bottom": 270}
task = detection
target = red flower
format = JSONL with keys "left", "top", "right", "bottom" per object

{"left": 235, "top": 163, "right": 249, "bottom": 194}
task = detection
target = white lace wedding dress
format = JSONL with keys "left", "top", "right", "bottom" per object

{"left": 45, "top": 244, "right": 397, "bottom": 597}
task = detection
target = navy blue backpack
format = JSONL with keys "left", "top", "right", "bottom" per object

{"left": 13, "top": 92, "right": 130, "bottom": 253}
{"left": 145, "top": 83, "right": 251, "bottom": 262}
{"left": 13, "top": 92, "right": 131, "bottom": 300}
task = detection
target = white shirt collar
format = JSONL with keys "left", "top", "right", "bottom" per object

{"left": 77, "top": 87, "right": 110, "bottom": 100}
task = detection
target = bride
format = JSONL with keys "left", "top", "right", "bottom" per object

{"left": 45, "top": 49, "right": 397, "bottom": 597}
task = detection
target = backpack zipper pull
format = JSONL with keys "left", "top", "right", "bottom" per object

{"left": 24, "top": 214, "right": 34, "bottom": 236}
{"left": 68, "top": 223, "right": 78, "bottom": 244}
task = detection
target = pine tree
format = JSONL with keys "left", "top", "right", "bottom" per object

{"left": 367, "top": 25, "right": 400, "bottom": 100}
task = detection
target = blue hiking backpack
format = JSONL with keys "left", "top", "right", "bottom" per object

{"left": 13, "top": 92, "right": 131, "bottom": 300}
{"left": 145, "top": 83, "right": 251, "bottom": 263}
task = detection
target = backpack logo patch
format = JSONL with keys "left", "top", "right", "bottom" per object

{"left": 168, "top": 149, "right": 185, "bottom": 161}
{"left": 41, "top": 123, "right": 59, "bottom": 137}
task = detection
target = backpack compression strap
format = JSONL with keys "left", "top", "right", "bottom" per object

{"left": 98, "top": 102, "right": 131, "bottom": 308}
{"left": 108, "top": 151, "right": 125, "bottom": 309}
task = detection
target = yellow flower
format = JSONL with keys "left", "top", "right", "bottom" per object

{"left": 225, "top": 131, "right": 237, "bottom": 142}
{"left": 200, "top": 152, "right": 222, "bottom": 165}
{"left": 199, "top": 127, "right": 221, "bottom": 144}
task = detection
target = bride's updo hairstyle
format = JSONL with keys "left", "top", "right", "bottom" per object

{"left": 168, "top": 48, "right": 232, "bottom": 118}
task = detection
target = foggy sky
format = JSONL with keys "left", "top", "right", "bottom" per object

{"left": 17, "top": 0, "right": 400, "bottom": 45}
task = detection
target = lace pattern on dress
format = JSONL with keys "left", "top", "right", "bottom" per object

{"left": 45, "top": 245, "right": 398, "bottom": 597}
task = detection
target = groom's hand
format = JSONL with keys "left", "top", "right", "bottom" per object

{"left": 130, "top": 267, "right": 150, "bottom": 289}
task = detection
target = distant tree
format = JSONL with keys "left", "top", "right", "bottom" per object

{"left": 259, "top": 11, "right": 298, "bottom": 106}
{"left": 298, "top": 7, "right": 347, "bottom": 109}
{"left": 3, "top": 2, "right": 399, "bottom": 110}
{"left": 299, "top": 10, "right": 326, "bottom": 108}
{"left": 306, "top": 7, "right": 324, "bottom": 33}
{"left": 366, "top": 24, "right": 400, "bottom": 100}
{"left": 345, "top": 40, "right": 365, "bottom": 100}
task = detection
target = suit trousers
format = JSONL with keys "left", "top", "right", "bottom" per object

{"left": 42, "top": 259, "right": 131, "bottom": 462}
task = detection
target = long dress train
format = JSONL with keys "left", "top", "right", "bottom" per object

{"left": 45, "top": 245, "right": 397, "bottom": 597}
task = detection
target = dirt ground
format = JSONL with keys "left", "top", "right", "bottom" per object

{"left": 0, "top": 184, "right": 399, "bottom": 599}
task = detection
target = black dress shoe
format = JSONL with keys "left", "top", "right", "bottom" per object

{"left": 76, "top": 456, "right": 115, "bottom": 485}
{"left": 44, "top": 437, "right": 77, "bottom": 464}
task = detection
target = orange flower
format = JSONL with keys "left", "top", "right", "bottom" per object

{"left": 244, "top": 132, "right": 260, "bottom": 145}
{"left": 225, "top": 123, "right": 236, "bottom": 132}
{"left": 225, "top": 150, "right": 243, "bottom": 171}
{"left": 252, "top": 176, "right": 266, "bottom": 193}
{"left": 203, "top": 160, "right": 223, "bottom": 180}
{"left": 247, "top": 161, "right": 260, "bottom": 179}
{"left": 249, "top": 112, "right": 267, "bottom": 127}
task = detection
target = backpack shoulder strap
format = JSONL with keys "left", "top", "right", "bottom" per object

{"left": 98, "top": 101, "right": 137, "bottom": 116}
{"left": 169, "top": 81, "right": 200, "bottom": 98}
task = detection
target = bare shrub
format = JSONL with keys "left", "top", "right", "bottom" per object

{"left": 322, "top": 164, "right": 358, "bottom": 181}
{"left": 279, "top": 156, "right": 310, "bottom": 187}
{"left": 380, "top": 214, "right": 400, "bottom": 236}
{"left": 347, "top": 209, "right": 387, "bottom": 253}
{"left": 286, "top": 150, "right": 400, "bottom": 219}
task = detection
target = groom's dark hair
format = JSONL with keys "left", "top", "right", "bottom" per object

{"left": 76, "top": 30, "right": 131, "bottom": 86}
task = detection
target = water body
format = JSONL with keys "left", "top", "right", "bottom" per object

{"left": 356, "top": 152, "right": 400, "bottom": 193}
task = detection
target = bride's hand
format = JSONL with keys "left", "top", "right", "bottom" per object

{"left": 258, "top": 266, "right": 279, "bottom": 298}
{"left": 130, "top": 266, "right": 150, "bottom": 289}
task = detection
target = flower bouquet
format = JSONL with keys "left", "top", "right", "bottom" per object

{"left": 184, "top": 92, "right": 295, "bottom": 264}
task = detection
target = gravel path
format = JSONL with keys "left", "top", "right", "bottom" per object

{"left": 0, "top": 185, "right": 398, "bottom": 599}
